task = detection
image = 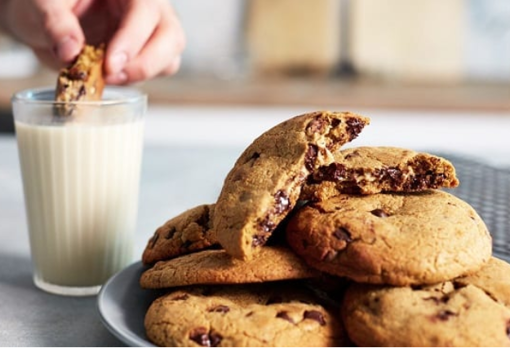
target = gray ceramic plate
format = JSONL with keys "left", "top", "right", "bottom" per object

{"left": 97, "top": 261, "right": 166, "bottom": 347}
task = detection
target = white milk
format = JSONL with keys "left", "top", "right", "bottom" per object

{"left": 15, "top": 120, "right": 144, "bottom": 287}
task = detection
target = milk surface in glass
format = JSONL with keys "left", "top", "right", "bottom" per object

{"left": 12, "top": 88, "right": 146, "bottom": 296}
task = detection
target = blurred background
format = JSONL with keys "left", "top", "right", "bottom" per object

{"left": 1, "top": 0, "right": 509, "bottom": 133}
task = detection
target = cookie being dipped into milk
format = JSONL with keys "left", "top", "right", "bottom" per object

{"left": 13, "top": 45, "right": 146, "bottom": 295}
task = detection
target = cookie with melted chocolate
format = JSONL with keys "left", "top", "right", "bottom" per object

{"left": 342, "top": 257, "right": 510, "bottom": 346}
{"left": 145, "top": 281, "right": 348, "bottom": 347}
{"left": 301, "top": 146, "right": 459, "bottom": 200}
{"left": 213, "top": 111, "right": 370, "bottom": 260}
{"left": 286, "top": 190, "right": 491, "bottom": 286}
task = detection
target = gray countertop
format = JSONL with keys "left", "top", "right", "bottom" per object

{"left": 1, "top": 105, "right": 509, "bottom": 346}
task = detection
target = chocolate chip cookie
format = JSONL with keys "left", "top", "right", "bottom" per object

{"left": 286, "top": 190, "right": 491, "bottom": 286}
{"left": 341, "top": 257, "right": 510, "bottom": 346}
{"left": 301, "top": 146, "right": 459, "bottom": 200}
{"left": 140, "top": 246, "right": 320, "bottom": 289}
{"left": 214, "top": 111, "right": 370, "bottom": 260}
{"left": 145, "top": 282, "right": 348, "bottom": 347}
{"left": 55, "top": 44, "right": 105, "bottom": 115}
{"left": 142, "top": 204, "right": 218, "bottom": 265}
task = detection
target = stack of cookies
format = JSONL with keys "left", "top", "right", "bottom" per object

{"left": 140, "top": 111, "right": 509, "bottom": 347}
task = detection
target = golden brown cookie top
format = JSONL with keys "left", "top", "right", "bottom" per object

{"left": 140, "top": 246, "right": 320, "bottom": 289}
{"left": 145, "top": 282, "right": 348, "bottom": 347}
{"left": 342, "top": 257, "right": 510, "bottom": 346}
{"left": 286, "top": 190, "right": 492, "bottom": 286}
{"left": 142, "top": 204, "right": 217, "bottom": 265}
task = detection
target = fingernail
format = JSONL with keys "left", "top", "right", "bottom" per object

{"left": 56, "top": 36, "right": 80, "bottom": 62}
{"left": 109, "top": 51, "right": 128, "bottom": 74}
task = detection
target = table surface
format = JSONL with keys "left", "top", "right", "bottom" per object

{"left": 1, "top": 105, "right": 510, "bottom": 346}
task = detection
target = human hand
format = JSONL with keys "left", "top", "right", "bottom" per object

{"left": 0, "top": 0, "right": 185, "bottom": 84}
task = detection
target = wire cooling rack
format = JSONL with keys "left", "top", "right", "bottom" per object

{"left": 437, "top": 153, "right": 510, "bottom": 262}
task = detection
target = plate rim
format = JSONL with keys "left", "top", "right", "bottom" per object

{"left": 96, "top": 261, "right": 155, "bottom": 347}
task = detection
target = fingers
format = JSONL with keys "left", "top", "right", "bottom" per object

{"left": 105, "top": 0, "right": 185, "bottom": 84}
{"left": 107, "top": 24, "right": 184, "bottom": 84}
{"left": 3, "top": 0, "right": 83, "bottom": 66}
{"left": 104, "top": 0, "right": 161, "bottom": 78}
{"left": 35, "top": 0, "right": 84, "bottom": 63}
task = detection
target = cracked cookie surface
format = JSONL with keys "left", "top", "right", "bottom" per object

{"left": 341, "top": 257, "right": 510, "bottom": 346}
{"left": 286, "top": 190, "right": 491, "bottom": 286}
{"left": 145, "top": 282, "right": 348, "bottom": 347}
{"left": 214, "top": 111, "right": 370, "bottom": 260}
{"left": 301, "top": 146, "right": 459, "bottom": 200}
{"left": 140, "top": 246, "right": 320, "bottom": 289}
{"left": 142, "top": 204, "right": 217, "bottom": 265}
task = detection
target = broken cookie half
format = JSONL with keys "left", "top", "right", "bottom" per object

{"left": 301, "top": 146, "right": 460, "bottom": 201}
{"left": 55, "top": 44, "right": 105, "bottom": 115}
{"left": 213, "top": 111, "right": 370, "bottom": 261}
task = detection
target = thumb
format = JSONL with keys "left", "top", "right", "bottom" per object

{"left": 40, "top": 2, "right": 85, "bottom": 63}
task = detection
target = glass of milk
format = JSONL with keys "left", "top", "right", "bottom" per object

{"left": 12, "top": 87, "right": 146, "bottom": 296}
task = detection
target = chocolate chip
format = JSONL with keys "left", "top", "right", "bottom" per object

{"left": 258, "top": 212, "right": 276, "bottom": 233}
{"left": 252, "top": 233, "right": 269, "bottom": 247}
{"left": 314, "top": 163, "right": 347, "bottom": 181}
{"left": 254, "top": 190, "right": 291, "bottom": 247}
{"left": 149, "top": 232, "right": 159, "bottom": 249}
{"left": 506, "top": 320, "right": 510, "bottom": 339}
{"left": 305, "top": 145, "right": 318, "bottom": 171}
{"left": 208, "top": 332, "right": 222, "bottom": 347}
{"left": 189, "top": 327, "right": 222, "bottom": 347}
{"left": 333, "top": 227, "right": 352, "bottom": 242}
{"left": 385, "top": 167, "right": 402, "bottom": 181}
{"left": 181, "top": 240, "right": 192, "bottom": 249}
{"left": 245, "top": 152, "right": 261, "bottom": 167}
{"left": 273, "top": 190, "right": 290, "bottom": 215}
{"left": 196, "top": 210, "right": 210, "bottom": 229}
{"left": 303, "top": 310, "right": 326, "bottom": 326}
{"left": 345, "top": 118, "right": 365, "bottom": 140}
{"left": 208, "top": 305, "right": 230, "bottom": 313}
{"left": 171, "top": 293, "right": 189, "bottom": 301}
{"left": 371, "top": 209, "right": 389, "bottom": 218}
{"left": 452, "top": 281, "right": 467, "bottom": 290}
{"left": 77, "top": 85, "right": 86, "bottom": 98}
{"left": 344, "top": 150, "right": 360, "bottom": 160}
{"left": 68, "top": 68, "right": 87, "bottom": 80}
{"left": 165, "top": 226, "right": 177, "bottom": 239}
{"left": 276, "top": 311, "right": 294, "bottom": 323}
{"left": 331, "top": 118, "right": 341, "bottom": 128}
{"left": 250, "top": 152, "right": 260, "bottom": 161}
{"left": 306, "top": 117, "right": 327, "bottom": 135}
{"left": 436, "top": 310, "right": 456, "bottom": 321}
